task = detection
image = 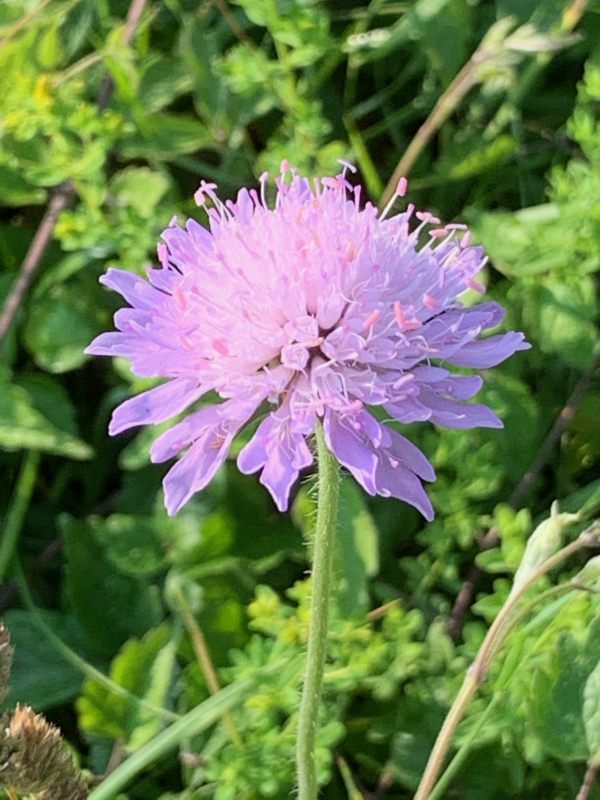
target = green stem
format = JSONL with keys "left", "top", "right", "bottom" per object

{"left": 0, "top": 450, "right": 40, "bottom": 583}
{"left": 296, "top": 422, "right": 340, "bottom": 800}
{"left": 88, "top": 676, "right": 256, "bottom": 800}
{"left": 427, "top": 694, "right": 501, "bottom": 800}
{"left": 174, "top": 585, "right": 243, "bottom": 747}
{"left": 13, "top": 560, "right": 179, "bottom": 724}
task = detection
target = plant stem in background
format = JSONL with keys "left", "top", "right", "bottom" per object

{"left": 296, "top": 422, "right": 340, "bottom": 800}
{"left": 175, "top": 585, "right": 243, "bottom": 747}
{"left": 87, "top": 676, "right": 258, "bottom": 800}
{"left": 378, "top": 54, "right": 480, "bottom": 208}
{"left": 427, "top": 694, "right": 501, "bottom": 800}
{"left": 414, "top": 527, "right": 600, "bottom": 800}
{"left": 448, "top": 346, "right": 600, "bottom": 640}
{"left": 0, "top": 450, "right": 40, "bottom": 583}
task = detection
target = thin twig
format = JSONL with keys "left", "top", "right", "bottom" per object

{"left": 447, "top": 348, "right": 600, "bottom": 640}
{"left": 415, "top": 529, "right": 599, "bottom": 800}
{"left": 0, "top": 0, "right": 149, "bottom": 347}
{"left": 508, "top": 348, "right": 600, "bottom": 510}
{"left": 371, "top": 768, "right": 394, "bottom": 799}
{"left": 209, "top": 0, "right": 252, "bottom": 46}
{"left": 562, "top": 0, "right": 589, "bottom": 33}
{"left": 0, "top": 0, "right": 54, "bottom": 48}
{"left": 174, "top": 586, "right": 243, "bottom": 747}
{"left": 379, "top": 55, "right": 481, "bottom": 208}
{"left": 0, "top": 185, "right": 73, "bottom": 346}
{"left": 576, "top": 762, "right": 598, "bottom": 800}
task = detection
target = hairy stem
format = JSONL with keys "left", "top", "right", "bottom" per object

{"left": 296, "top": 422, "right": 340, "bottom": 800}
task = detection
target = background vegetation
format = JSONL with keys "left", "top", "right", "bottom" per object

{"left": 1, "top": 0, "right": 600, "bottom": 798}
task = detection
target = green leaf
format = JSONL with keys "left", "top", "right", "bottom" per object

{"left": 138, "top": 57, "right": 195, "bottom": 113}
{"left": 110, "top": 167, "right": 170, "bottom": 219}
{"left": 336, "top": 477, "right": 379, "bottom": 615}
{"left": 61, "top": 514, "right": 163, "bottom": 656}
{"left": 24, "top": 279, "right": 108, "bottom": 373}
{"left": 510, "top": 502, "right": 578, "bottom": 596}
{"left": 524, "top": 280, "right": 597, "bottom": 369}
{"left": 78, "top": 626, "right": 176, "bottom": 750}
{"left": 583, "top": 660, "right": 600, "bottom": 764}
{"left": 0, "top": 609, "right": 83, "bottom": 711}
{"left": 530, "top": 628, "right": 600, "bottom": 762}
{"left": 0, "top": 163, "right": 46, "bottom": 206}
{"left": 87, "top": 674, "right": 260, "bottom": 800}
{"left": 90, "top": 514, "right": 168, "bottom": 578}
{"left": 120, "top": 114, "right": 213, "bottom": 159}
{"left": 0, "top": 371, "right": 93, "bottom": 459}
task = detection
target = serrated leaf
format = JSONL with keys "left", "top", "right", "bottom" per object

{"left": 91, "top": 514, "right": 168, "bottom": 578}
{"left": 138, "top": 57, "right": 195, "bottom": 113}
{"left": 78, "top": 626, "right": 176, "bottom": 750}
{"left": 524, "top": 281, "right": 597, "bottom": 369}
{"left": 120, "top": 114, "right": 213, "bottom": 159}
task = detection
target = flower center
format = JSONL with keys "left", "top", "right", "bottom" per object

{"left": 280, "top": 314, "right": 325, "bottom": 371}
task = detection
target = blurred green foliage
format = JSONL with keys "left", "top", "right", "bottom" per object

{"left": 1, "top": 0, "right": 600, "bottom": 798}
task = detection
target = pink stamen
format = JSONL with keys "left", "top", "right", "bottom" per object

{"left": 423, "top": 293, "right": 440, "bottom": 310}
{"left": 394, "top": 301, "right": 421, "bottom": 331}
{"left": 363, "top": 308, "right": 382, "bottom": 329}
{"left": 467, "top": 277, "right": 486, "bottom": 293}
{"left": 172, "top": 284, "right": 187, "bottom": 311}
{"left": 212, "top": 338, "right": 229, "bottom": 356}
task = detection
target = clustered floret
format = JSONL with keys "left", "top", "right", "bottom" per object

{"left": 87, "top": 163, "right": 528, "bottom": 519}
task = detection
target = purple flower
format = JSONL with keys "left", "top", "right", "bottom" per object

{"left": 86, "top": 164, "right": 529, "bottom": 519}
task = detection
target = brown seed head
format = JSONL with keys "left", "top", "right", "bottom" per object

{"left": 0, "top": 705, "right": 88, "bottom": 799}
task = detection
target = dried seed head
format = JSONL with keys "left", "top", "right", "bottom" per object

{"left": 0, "top": 705, "right": 88, "bottom": 799}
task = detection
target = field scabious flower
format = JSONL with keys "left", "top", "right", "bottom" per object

{"left": 87, "top": 164, "right": 528, "bottom": 519}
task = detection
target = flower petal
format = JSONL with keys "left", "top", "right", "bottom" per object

{"left": 323, "top": 409, "right": 378, "bottom": 495}
{"left": 374, "top": 456, "right": 434, "bottom": 520}
{"left": 109, "top": 379, "right": 205, "bottom": 435}
{"left": 418, "top": 390, "right": 503, "bottom": 429}
{"left": 238, "top": 414, "right": 313, "bottom": 511}
{"left": 150, "top": 405, "right": 222, "bottom": 463}
{"left": 163, "top": 432, "right": 231, "bottom": 516}
{"left": 447, "top": 332, "right": 530, "bottom": 368}
{"left": 387, "top": 428, "right": 435, "bottom": 481}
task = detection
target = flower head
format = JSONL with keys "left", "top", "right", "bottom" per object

{"left": 87, "top": 164, "right": 529, "bottom": 519}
